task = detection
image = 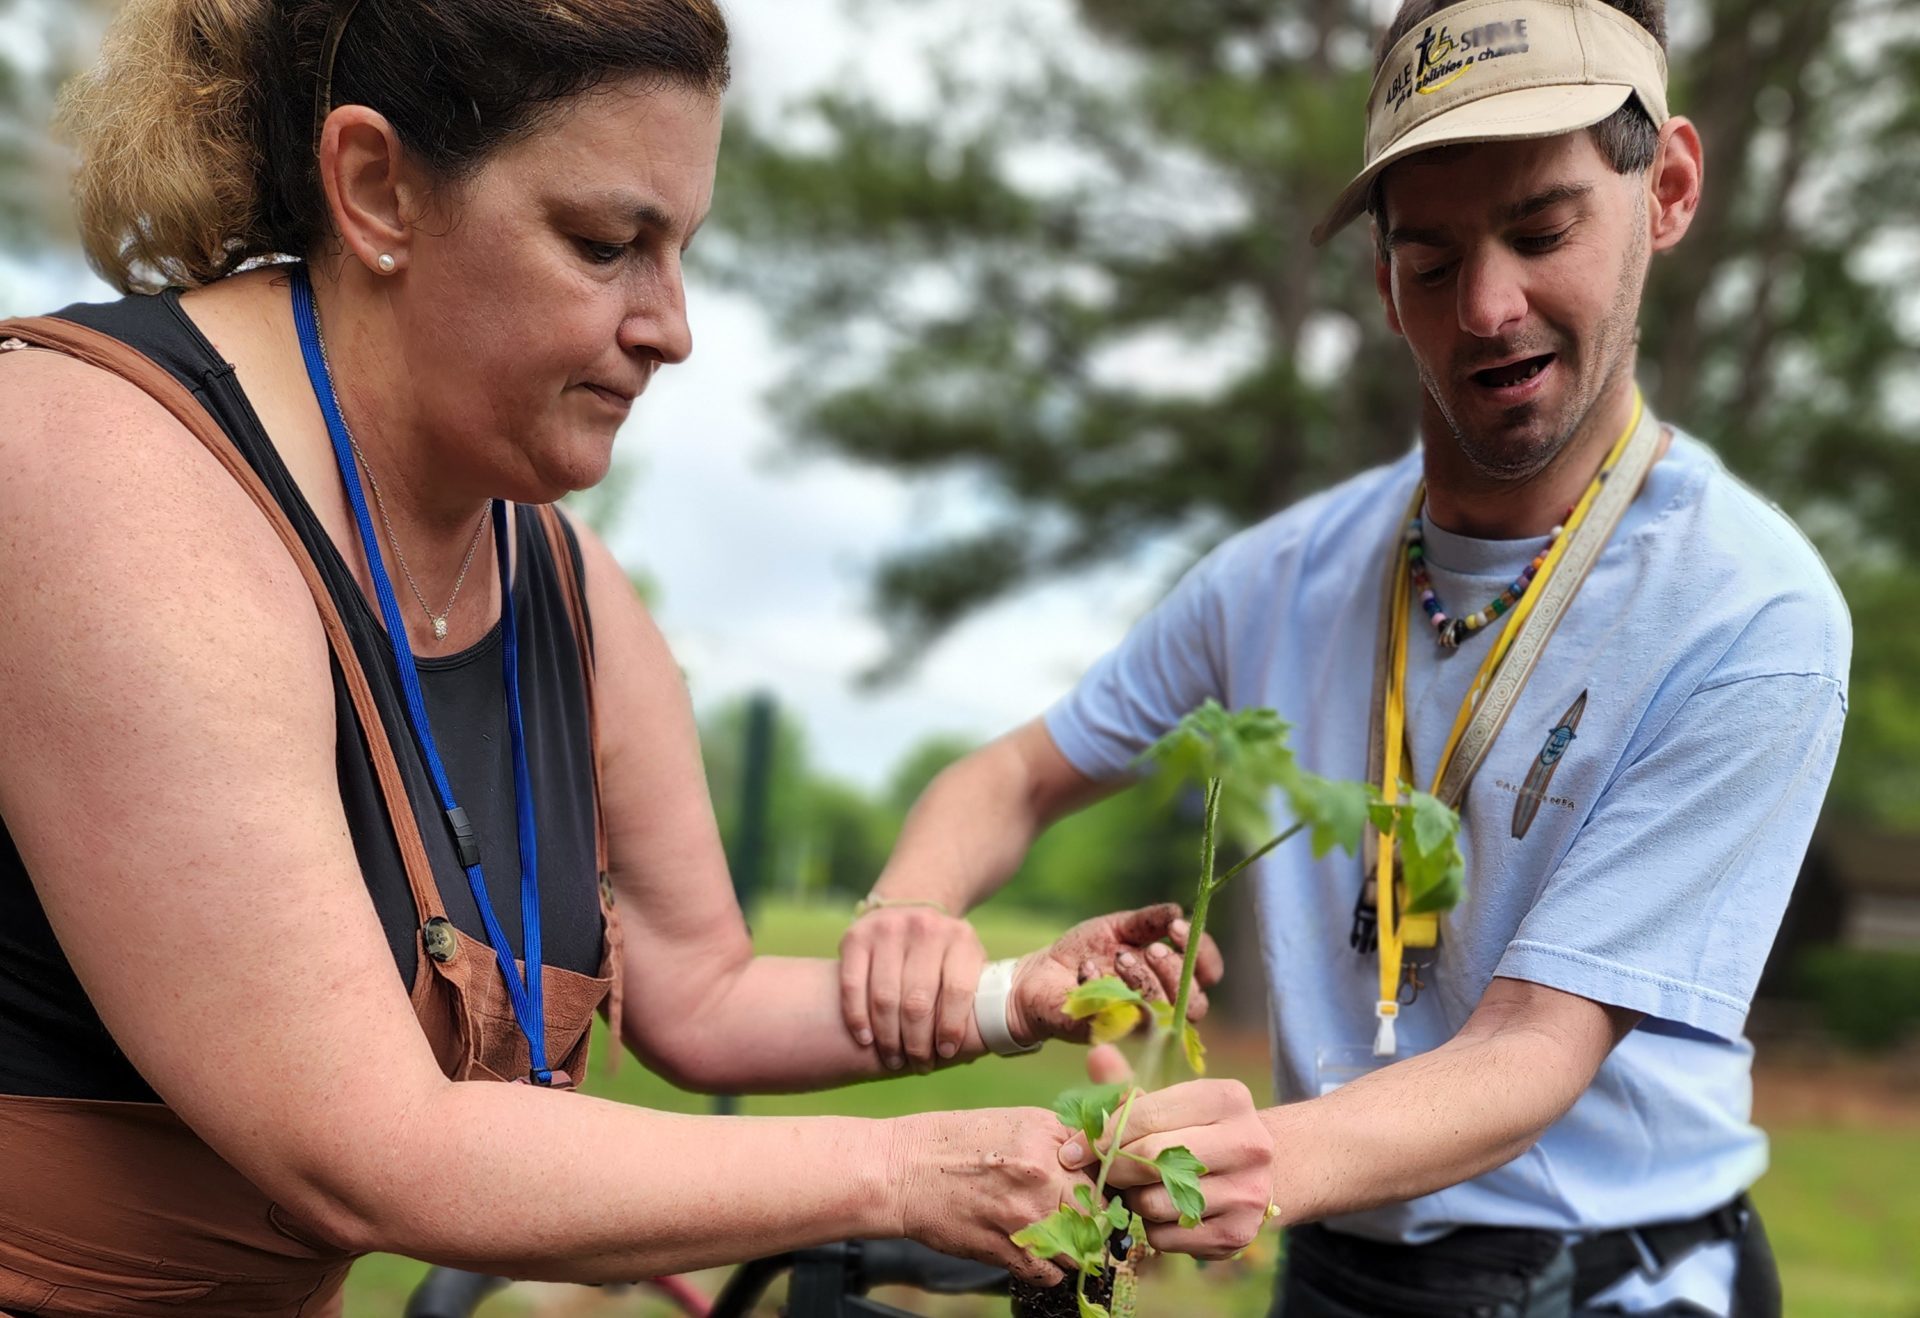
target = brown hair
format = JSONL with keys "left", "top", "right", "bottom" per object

{"left": 59, "top": 0, "right": 731, "bottom": 294}
{"left": 1366, "top": 0, "right": 1665, "bottom": 235}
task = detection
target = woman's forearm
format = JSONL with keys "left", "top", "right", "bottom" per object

{"left": 627, "top": 954, "right": 998, "bottom": 1091}
{"left": 316, "top": 1084, "right": 904, "bottom": 1278}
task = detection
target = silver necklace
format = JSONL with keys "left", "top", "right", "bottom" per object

{"left": 312, "top": 311, "right": 492, "bottom": 641}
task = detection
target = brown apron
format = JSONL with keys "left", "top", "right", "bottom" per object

{"left": 0, "top": 317, "right": 624, "bottom": 1317}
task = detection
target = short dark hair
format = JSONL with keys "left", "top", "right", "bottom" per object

{"left": 1365, "top": 0, "right": 1665, "bottom": 234}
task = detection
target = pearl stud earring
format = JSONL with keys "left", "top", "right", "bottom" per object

{"left": 377, "top": 253, "right": 397, "bottom": 274}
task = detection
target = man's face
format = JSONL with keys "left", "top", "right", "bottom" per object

{"left": 1373, "top": 131, "right": 1650, "bottom": 483}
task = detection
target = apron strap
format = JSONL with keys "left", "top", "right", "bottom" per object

{"left": 0, "top": 316, "right": 444, "bottom": 924}
{"left": 530, "top": 502, "right": 622, "bottom": 1075}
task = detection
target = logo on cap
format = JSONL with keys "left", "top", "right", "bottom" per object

{"left": 1387, "top": 17, "right": 1535, "bottom": 115}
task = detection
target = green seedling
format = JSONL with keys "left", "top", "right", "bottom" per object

{"left": 1012, "top": 701, "right": 1465, "bottom": 1317}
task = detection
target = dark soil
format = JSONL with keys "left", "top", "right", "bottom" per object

{"left": 1007, "top": 1230, "right": 1132, "bottom": 1317}
{"left": 1007, "top": 1263, "right": 1113, "bottom": 1318}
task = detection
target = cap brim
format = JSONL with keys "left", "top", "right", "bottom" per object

{"left": 1310, "top": 82, "right": 1635, "bottom": 247}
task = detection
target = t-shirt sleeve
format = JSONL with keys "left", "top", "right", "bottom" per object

{"left": 1495, "top": 671, "right": 1847, "bottom": 1039}
{"left": 1044, "top": 556, "right": 1230, "bottom": 782}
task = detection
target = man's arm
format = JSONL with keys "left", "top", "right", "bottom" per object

{"left": 872, "top": 720, "right": 1117, "bottom": 914}
{"left": 1097, "top": 977, "right": 1638, "bottom": 1250}
{"left": 1259, "top": 977, "right": 1638, "bottom": 1222}
{"left": 843, "top": 541, "right": 1236, "bottom": 1067}
{"left": 570, "top": 525, "right": 1193, "bottom": 1087}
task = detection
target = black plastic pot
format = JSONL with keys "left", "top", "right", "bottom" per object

{"left": 1007, "top": 1231, "right": 1133, "bottom": 1318}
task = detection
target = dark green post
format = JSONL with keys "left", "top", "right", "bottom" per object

{"left": 732, "top": 692, "right": 776, "bottom": 913}
{"left": 715, "top": 692, "right": 776, "bottom": 1115}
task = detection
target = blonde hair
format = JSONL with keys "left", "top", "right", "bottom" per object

{"left": 60, "top": 0, "right": 270, "bottom": 294}
{"left": 58, "top": 0, "right": 732, "bottom": 296}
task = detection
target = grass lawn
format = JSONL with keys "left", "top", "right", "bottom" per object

{"left": 342, "top": 900, "right": 1920, "bottom": 1317}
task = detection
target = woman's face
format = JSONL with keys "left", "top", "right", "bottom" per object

{"left": 392, "top": 78, "right": 722, "bottom": 502}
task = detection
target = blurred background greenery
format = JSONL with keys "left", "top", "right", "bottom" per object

{"left": 2, "top": 0, "right": 1918, "bottom": 1314}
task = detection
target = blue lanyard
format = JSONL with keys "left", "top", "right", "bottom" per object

{"left": 290, "top": 267, "right": 555, "bottom": 1085}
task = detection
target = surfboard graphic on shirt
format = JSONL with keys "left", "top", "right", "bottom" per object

{"left": 1513, "top": 691, "right": 1588, "bottom": 840}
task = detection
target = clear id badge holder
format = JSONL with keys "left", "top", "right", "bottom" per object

{"left": 1314, "top": 1043, "right": 1387, "bottom": 1096}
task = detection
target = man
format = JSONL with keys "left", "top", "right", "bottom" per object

{"left": 839, "top": 0, "right": 1848, "bottom": 1313}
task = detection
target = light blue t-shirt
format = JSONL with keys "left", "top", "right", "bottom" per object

{"left": 1046, "top": 433, "right": 1849, "bottom": 1311}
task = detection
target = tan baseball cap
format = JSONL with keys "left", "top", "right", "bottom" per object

{"left": 1312, "top": 0, "right": 1669, "bottom": 245}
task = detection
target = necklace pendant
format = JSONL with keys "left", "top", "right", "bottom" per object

{"left": 432, "top": 616, "right": 449, "bottom": 640}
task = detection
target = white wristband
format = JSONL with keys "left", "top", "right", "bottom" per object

{"left": 974, "top": 958, "right": 1042, "bottom": 1056}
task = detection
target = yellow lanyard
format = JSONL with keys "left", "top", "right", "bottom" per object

{"left": 1372, "top": 392, "right": 1647, "bottom": 1050}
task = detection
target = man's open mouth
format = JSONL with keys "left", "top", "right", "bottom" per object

{"left": 1472, "top": 354, "right": 1556, "bottom": 389}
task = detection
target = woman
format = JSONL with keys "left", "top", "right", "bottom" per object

{"left": 0, "top": 1, "right": 1274, "bottom": 1314}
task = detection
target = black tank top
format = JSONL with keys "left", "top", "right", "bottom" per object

{"left": 0, "top": 287, "right": 605, "bottom": 1102}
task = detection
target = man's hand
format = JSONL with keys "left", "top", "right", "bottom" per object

{"left": 839, "top": 903, "right": 986, "bottom": 1070}
{"left": 1008, "top": 903, "right": 1224, "bottom": 1047}
{"left": 1065, "top": 1078, "right": 1275, "bottom": 1260}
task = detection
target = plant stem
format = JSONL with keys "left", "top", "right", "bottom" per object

{"left": 1166, "top": 778, "right": 1223, "bottom": 1052}
{"left": 1079, "top": 1082, "right": 1145, "bottom": 1312}
{"left": 1215, "top": 820, "right": 1304, "bottom": 889}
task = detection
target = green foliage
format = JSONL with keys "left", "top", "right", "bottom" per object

{"left": 699, "top": 699, "right": 894, "bottom": 903}
{"left": 1149, "top": 1146, "right": 1209, "bottom": 1229}
{"left": 1141, "top": 700, "right": 1295, "bottom": 848}
{"left": 1798, "top": 948, "right": 1920, "bottom": 1052}
{"left": 1180, "top": 1021, "right": 1206, "bottom": 1076}
{"left": 1288, "top": 773, "right": 1374, "bottom": 860}
{"left": 1011, "top": 1202, "right": 1110, "bottom": 1274}
{"left": 1053, "top": 1083, "right": 1128, "bottom": 1147}
{"left": 1824, "top": 571, "right": 1920, "bottom": 829}
{"left": 0, "top": 1, "right": 114, "bottom": 261}
{"left": 1386, "top": 789, "right": 1467, "bottom": 917}
{"left": 1141, "top": 702, "right": 1465, "bottom": 913}
{"left": 1063, "top": 976, "right": 1147, "bottom": 1045}
{"left": 999, "top": 789, "right": 1198, "bottom": 919}
{"left": 1022, "top": 703, "right": 1463, "bottom": 1308}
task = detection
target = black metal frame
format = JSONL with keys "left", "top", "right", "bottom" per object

{"left": 404, "top": 1239, "right": 1008, "bottom": 1318}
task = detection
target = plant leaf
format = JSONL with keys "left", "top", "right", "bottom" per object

{"left": 1139, "top": 701, "right": 1297, "bottom": 846}
{"left": 1074, "top": 1184, "right": 1095, "bottom": 1212}
{"left": 1064, "top": 976, "right": 1146, "bottom": 1044}
{"left": 1152, "top": 1145, "right": 1209, "bottom": 1229}
{"left": 1011, "top": 1204, "right": 1107, "bottom": 1272}
{"left": 1106, "top": 1196, "right": 1132, "bottom": 1233}
{"left": 1407, "top": 789, "right": 1456, "bottom": 856}
{"left": 1403, "top": 845, "right": 1465, "bottom": 916}
{"left": 1053, "top": 1083, "right": 1127, "bottom": 1147}
{"left": 1078, "top": 1292, "right": 1111, "bottom": 1318}
{"left": 1396, "top": 790, "right": 1465, "bottom": 916}
{"left": 1181, "top": 1021, "right": 1207, "bottom": 1075}
{"left": 1149, "top": 1000, "right": 1175, "bottom": 1030}
{"left": 1286, "top": 772, "right": 1375, "bottom": 858}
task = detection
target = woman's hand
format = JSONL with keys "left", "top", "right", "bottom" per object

{"left": 1062, "top": 1079, "right": 1275, "bottom": 1259}
{"left": 891, "top": 1107, "right": 1094, "bottom": 1287}
{"left": 839, "top": 902, "right": 986, "bottom": 1070}
{"left": 1008, "top": 903, "right": 1224, "bottom": 1047}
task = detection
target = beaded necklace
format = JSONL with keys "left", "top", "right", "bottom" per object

{"left": 1404, "top": 429, "right": 1634, "bottom": 649}
{"left": 1405, "top": 511, "right": 1567, "bottom": 649}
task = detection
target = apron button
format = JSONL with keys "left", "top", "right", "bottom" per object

{"left": 422, "top": 917, "right": 459, "bottom": 964}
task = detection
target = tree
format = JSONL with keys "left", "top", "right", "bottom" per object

{"left": 707, "top": 0, "right": 1920, "bottom": 824}
{"left": 698, "top": 696, "right": 895, "bottom": 903}
{"left": 0, "top": 0, "right": 112, "bottom": 266}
